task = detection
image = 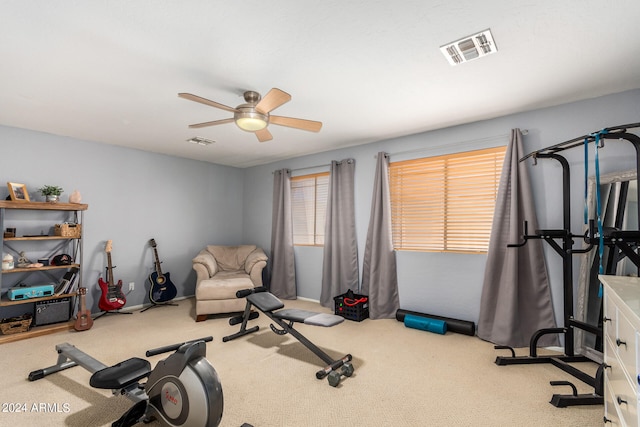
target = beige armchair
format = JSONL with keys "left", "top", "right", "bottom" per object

{"left": 192, "top": 245, "right": 268, "bottom": 322}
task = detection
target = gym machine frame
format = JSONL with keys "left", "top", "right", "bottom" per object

{"left": 28, "top": 336, "right": 225, "bottom": 427}
{"left": 495, "top": 123, "right": 640, "bottom": 408}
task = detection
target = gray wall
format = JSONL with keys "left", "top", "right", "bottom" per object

{"left": 1, "top": 88, "right": 638, "bottom": 326}
{"left": 243, "top": 89, "right": 640, "bottom": 325}
{"left": 0, "top": 126, "right": 245, "bottom": 313}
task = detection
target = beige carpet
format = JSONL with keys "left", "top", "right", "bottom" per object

{"left": 0, "top": 297, "right": 602, "bottom": 426}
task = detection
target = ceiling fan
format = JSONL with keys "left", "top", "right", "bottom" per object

{"left": 178, "top": 88, "right": 322, "bottom": 142}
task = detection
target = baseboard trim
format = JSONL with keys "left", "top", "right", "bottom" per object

{"left": 103, "top": 294, "right": 320, "bottom": 314}
{"left": 98, "top": 295, "right": 193, "bottom": 314}
{"left": 296, "top": 296, "right": 319, "bottom": 303}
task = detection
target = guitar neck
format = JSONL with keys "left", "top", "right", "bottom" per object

{"left": 153, "top": 248, "right": 163, "bottom": 276}
{"left": 79, "top": 292, "right": 87, "bottom": 311}
{"left": 107, "top": 252, "right": 115, "bottom": 287}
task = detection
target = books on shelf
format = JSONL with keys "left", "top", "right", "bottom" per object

{"left": 54, "top": 268, "right": 79, "bottom": 295}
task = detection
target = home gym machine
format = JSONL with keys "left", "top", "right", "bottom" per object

{"left": 495, "top": 123, "right": 640, "bottom": 407}
{"left": 223, "top": 287, "right": 355, "bottom": 387}
{"left": 28, "top": 336, "right": 225, "bottom": 427}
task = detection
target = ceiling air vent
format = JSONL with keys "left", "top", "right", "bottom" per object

{"left": 187, "top": 136, "right": 215, "bottom": 146}
{"left": 440, "top": 29, "right": 497, "bottom": 66}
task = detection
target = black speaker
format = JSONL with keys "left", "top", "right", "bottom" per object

{"left": 35, "top": 297, "right": 71, "bottom": 326}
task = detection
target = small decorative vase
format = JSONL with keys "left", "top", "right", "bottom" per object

{"left": 46, "top": 195, "right": 59, "bottom": 203}
{"left": 2, "top": 253, "right": 14, "bottom": 270}
{"left": 69, "top": 190, "right": 82, "bottom": 204}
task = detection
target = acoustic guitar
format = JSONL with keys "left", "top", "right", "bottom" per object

{"left": 148, "top": 238, "right": 177, "bottom": 304}
{"left": 74, "top": 287, "right": 93, "bottom": 331}
{"left": 98, "top": 240, "right": 126, "bottom": 311}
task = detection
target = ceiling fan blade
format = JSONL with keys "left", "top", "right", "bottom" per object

{"left": 255, "top": 128, "right": 273, "bottom": 142}
{"left": 269, "top": 115, "right": 323, "bottom": 132}
{"left": 188, "top": 118, "right": 235, "bottom": 128}
{"left": 178, "top": 93, "right": 238, "bottom": 113}
{"left": 255, "top": 88, "right": 291, "bottom": 114}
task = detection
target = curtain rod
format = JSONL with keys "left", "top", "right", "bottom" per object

{"left": 271, "top": 164, "right": 331, "bottom": 175}
{"left": 274, "top": 159, "right": 356, "bottom": 174}
{"left": 381, "top": 130, "right": 528, "bottom": 159}
{"left": 290, "top": 163, "right": 331, "bottom": 173}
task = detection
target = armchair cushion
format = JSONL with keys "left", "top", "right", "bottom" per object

{"left": 192, "top": 250, "right": 218, "bottom": 277}
{"left": 244, "top": 247, "right": 269, "bottom": 275}
{"left": 196, "top": 272, "right": 253, "bottom": 300}
{"left": 207, "top": 245, "right": 257, "bottom": 271}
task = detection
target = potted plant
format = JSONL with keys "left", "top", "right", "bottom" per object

{"left": 38, "top": 185, "right": 64, "bottom": 203}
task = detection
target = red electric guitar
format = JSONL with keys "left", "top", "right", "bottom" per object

{"left": 98, "top": 240, "right": 126, "bottom": 312}
{"left": 74, "top": 287, "right": 93, "bottom": 331}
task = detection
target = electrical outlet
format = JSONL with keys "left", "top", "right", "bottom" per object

{"left": 129, "top": 282, "right": 135, "bottom": 291}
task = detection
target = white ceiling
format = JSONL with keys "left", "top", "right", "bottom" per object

{"left": 2, "top": 1, "right": 640, "bottom": 168}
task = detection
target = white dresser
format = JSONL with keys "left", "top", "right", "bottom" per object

{"left": 601, "top": 275, "right": 640, "bottom": 426}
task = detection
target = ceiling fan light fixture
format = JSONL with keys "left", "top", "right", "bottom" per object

{"left": 180, "top": 88, "right": 321, "bottom": 141}
{"left": 235, "top": 110, "right": 268, "bottom": 131}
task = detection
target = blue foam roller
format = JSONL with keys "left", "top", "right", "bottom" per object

{"left": 404, "top": 314, "right": 447, "bottom": 335}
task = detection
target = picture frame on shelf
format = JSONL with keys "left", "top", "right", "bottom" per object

{"left": 7, "top": 182, "right": 30, "bottom": 202}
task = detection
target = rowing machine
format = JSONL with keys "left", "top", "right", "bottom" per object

{"left": 28, "top": 336, "right": 224, "bottom": 427}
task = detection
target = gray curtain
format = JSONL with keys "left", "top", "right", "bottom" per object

{"left": 361, "top": 152, "right": 400, "bottom": 319}
{"left": 477, "top": 129, "right": 559, "bottom": 347}
{"left": 320, "top": 159, "right": 359, "bottom": 308}
{"left": 270, "top": 169, "right": 296, "bottom": 299}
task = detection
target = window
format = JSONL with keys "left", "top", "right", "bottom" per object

{"left": 291, "top": 172, "right": 329, "bottom": 245}
{"left": 389, "top": 146, "right": 506, "bottom": 253}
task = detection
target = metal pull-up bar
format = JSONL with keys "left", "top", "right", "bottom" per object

{"left": 519, "top": 122, "right": 640, "bottom": 162}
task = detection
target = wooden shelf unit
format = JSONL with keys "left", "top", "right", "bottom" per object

{"left": 0, "top": 201, "right": 87, "bottom": 343}
{"left": 0, "top": 321, "right": 74, "bottom": 344}
{"left": 0, "top": 201, "right": 88, "bottom": 211}
{"left": 0, "top": 292, "right": 78, "bottom": 307}
{"left": 5, "top": 235, "right": 79, "bottom": 241}
{"left": 1, "top": 263, "right": 81, "bottom": 276}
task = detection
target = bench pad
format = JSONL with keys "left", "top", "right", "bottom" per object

{"left": 247, "top": 292, "right": 285, "bottom": 312}
{"left": 273, "top": 309, "right": 344, "bottom": 327}
{"left": 247, "top": 291, "right": 344, "bottom": 327}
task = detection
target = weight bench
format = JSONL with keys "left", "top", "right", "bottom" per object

{"left": 222, "top": 287, "right": 354, "bottom": 387}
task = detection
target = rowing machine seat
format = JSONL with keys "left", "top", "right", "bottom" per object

{"left": 89, "top": 357, "right": 151, "bottom": 390}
